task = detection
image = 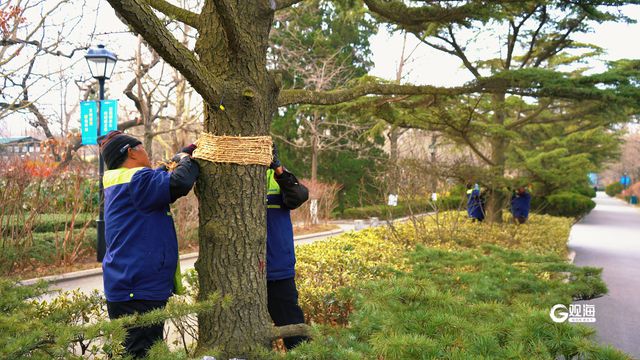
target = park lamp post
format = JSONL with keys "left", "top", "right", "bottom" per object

{"left": 85, "top": 44, "right": 117, "bottom": 262}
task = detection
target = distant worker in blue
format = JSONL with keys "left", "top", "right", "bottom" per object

{"left": 511, "top": 186, "right": 532, "bottom": 224}
{"left": 98, "top": 130, "right": 199, "bottom": 358}
{"left": 466, "top": 183, "right": 485, "bottom": 222}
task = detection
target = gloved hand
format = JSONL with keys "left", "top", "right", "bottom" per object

{"left": 171, "top": 143, "right": 197, "bottom": 163}
{"left": 270, "top": 143, "right": 281, "bottom": 170}
{"left": 181, "top": 143, "right": 197, "bottom": 156}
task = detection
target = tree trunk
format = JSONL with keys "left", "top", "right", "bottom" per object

{"left": 194, "top": 93, "right": 277, "bottom": 359}
{"left": 193, "top": 4, "right": 279, "bottom": 357}
{"left": 487, "top": 93, "right": 507, "bottom": 223}
{"left": 388, "top": 127, "right": 400, "bottom": 195}
{"left": 429, "top": 133, "right": 438, "bottom": 192}
{"left": 310, "top": 111, "right": 320, "bottom": 183}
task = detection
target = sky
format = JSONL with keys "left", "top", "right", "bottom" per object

{"left": 2, "top": 2, "right": 640, "bottom": 137}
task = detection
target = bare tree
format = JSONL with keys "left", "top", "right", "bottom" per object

{"left": 0, "top": 0, "right": 89, "bottom": 138}
{"left": 603, "top": 130, "right": 640, "bottom": 184}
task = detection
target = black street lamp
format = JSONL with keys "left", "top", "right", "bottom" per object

{"left": 85, "top": 44, "right": 117, "bottom": 262}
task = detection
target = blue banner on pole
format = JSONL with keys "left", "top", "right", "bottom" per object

{"left": 621, "top": 175, "right": 631, "bottom": 187}
{"left": 588, "top": 172, "right": 598, "bottom": 186}
{"left": 100, "top": 100, "right": 118, "bottom": 135}
{"left": 80, "top": 101, "right": 98, "bottom": 145}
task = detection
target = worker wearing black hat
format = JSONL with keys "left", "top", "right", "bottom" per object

{"left": 98, "top": 130, "right": 199, "bottom": 358}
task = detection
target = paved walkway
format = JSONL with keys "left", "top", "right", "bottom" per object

{"left": 32, "top": 222, "right": 356, "bottom": 301}
{"left": 569, "top": 192, "right": 640, "bottom": 358}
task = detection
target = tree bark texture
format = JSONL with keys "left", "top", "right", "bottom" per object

{"left": 191, "top": 2, "right": 279, "bottom": 358}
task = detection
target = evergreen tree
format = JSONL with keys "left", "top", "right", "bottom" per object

{"left": 369, "top": 1, "right": 640, "bottom": 221}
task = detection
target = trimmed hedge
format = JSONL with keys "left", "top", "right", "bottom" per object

{"left": 33, "top": 213, "right": 95, "bottom": 232}
{"left": 0, "top": 230, "right": 97, "bottom": 273}
{"left": 28, "top": 230, "right": 96, "bottom": 263}
{"left": 340, "top": 191, "right": 594, "bottom": 220}
{"left": 605, "top": 183, "right": 624, "bottom": 197}
{"left": 339, "top": 196, "right": 464, "bottom": 219}
{"left": 1, "top": 213, "right": 95, "bottom": 235}
{"left": 572, "top": 184, "right": 597, "bottom": 198}
{"left": 532, "top": 192, "right": 595, "bottom": 218}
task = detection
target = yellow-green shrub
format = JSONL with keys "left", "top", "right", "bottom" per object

{"left": 295, "top": 212, "right": 574, "bottom": 326}
{"left": 388, "top": 212, "right": 573, "bottom": 257}
{"left": 295, "top": 227, "right": 409, "bottom": 325}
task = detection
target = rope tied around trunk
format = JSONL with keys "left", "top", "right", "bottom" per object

{"left": 192, "top": 132, "right": 273, "bottom": 165}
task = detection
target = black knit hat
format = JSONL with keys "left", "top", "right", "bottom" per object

{"left": 98, "top": 130, "right": 142, "bottom": 169}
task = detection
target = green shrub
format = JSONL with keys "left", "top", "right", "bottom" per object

{"left": 605, "top": 183, "right": 624, "bottom": 197}
{"left": 288, "top": 245, "right": 622, "bottom": 360}
{"left": 531, "top": 192, "right": 595, "bottom": 218}
{"left": 0, "top": 279, "right": 221, "bottom": 360}
{"left": 1, "top": 213, "right": 95, "bottom": 235}
{"left": 435, "top": 195, "right": 464, "bottom": 210}
{"left": 572, "top": 184, "right": 597, "bottom": 198}
{"left": 296, "top": 228, "right": 410, "bottom": 325}
{"left": 296, "top": 213, "right": 575, "bottom": 326}
{"left": 0, "top": 230, "right": 97, "bottom": 275}
{"left": 33, "top": 213, "right": 95, "bottom": 233}
{"left": 32, "top": 230, "right": 97, "bottom": 258}
{"left": 545, "top": 192, "right": 595, "bottom": 218}
{"left": 338, "top": 195, "right": 464, "bottom": 219}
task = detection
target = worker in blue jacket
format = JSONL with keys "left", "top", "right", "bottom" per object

{"left": 511, "top": 186, "right": 532, "bottom": 224}
{"left": 466, "top": 183, "right": 485, "bottom": 222}
{"left": 266, "top": 144, "right": 309, "bottom": 349}
{"left": 98, "top": 130, "right": 199, "bottom": 358}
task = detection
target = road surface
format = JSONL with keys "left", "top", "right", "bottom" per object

{"left": 569, "top": 192, "right": 640, "bottom": 358}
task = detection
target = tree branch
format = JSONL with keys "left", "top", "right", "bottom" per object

{"left": 520, "top": 5, "right": 547, "bottom": 69}
{"left": 532, "top": 15, "right": 586, "bottom": 68}
{"left": 461, "top": 133, "right": 495, "bottom": 166}
{"left": 522, "top": 103, "right": 605, "bottom": 128}
{"left": 147, "top": 0, "right": 200, "bottom": 28}
{"left": 505, "top": 7, "right": 536, "bottom": 70}
{"left": 119, "top": 118, "right": 144, "bottom": 130}
{"left": 106, "top": 0, "right": 220, "bottom": 104}
{"left": 124, "top": 55, "right": 160, "bottom": 116}
{"left": 278, "top": 81, "right": 478, "bottom": 106}
{"left": 505, "top": 100, "right": 552, "bottom": 130}
{"left": 364, "top": 0, "right": 486, "bottom": 28}
{"left": 444, "top": 25, "right": 481, "bottom": 78}
{"left": 0, "top": 39, "right": 89, "bottom": 58}
{"left": 271, "top": 133, "right": 308, "bottom": 148}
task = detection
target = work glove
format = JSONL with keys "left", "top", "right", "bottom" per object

{"left": 181, "top": 143, "right": 197, "bottom": 156}
{"left": 270, "top": 143, "right": 281, "bottom": 170}
{"left": 171, "top": 144, "right": 197, "bottom": 162}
